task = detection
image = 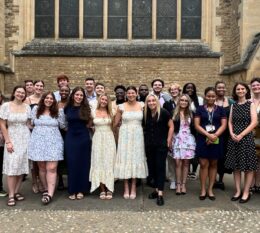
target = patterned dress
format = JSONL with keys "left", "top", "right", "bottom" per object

{"left": 28, "top": 106, "right": 65, "bottom": 161}
{"left": 0, "top": 102, "right": 31, "bottom": 176}
{"left": 225, "top": 101, "right": 257, "bottom": 171}
{"left": 114, "top": 103, "right": 148, "bottom": 179}
{"left": 172, "top": 119, "right": 196, "bottom": 159}
{"left": 89, "top": 113, "right": 116, "bottom": 192}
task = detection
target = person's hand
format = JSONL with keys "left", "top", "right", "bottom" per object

{"left": 167, "top": 139, "right": 172, "bottom": 151}
{"left": 6, "top": 142, "right": 14, "bottom": 153}
{"left": 207, "top": 133, "right": 217, "bottom": 142}
{"left": 234, "top": 134, "right": 243, "bottom": 142}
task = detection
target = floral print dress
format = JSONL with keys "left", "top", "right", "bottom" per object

{"left": 172, "top": 119, "right": 196, "bottom": 159}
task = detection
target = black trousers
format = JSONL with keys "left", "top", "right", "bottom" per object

{"left": 146, "top": 145, "right": 168, "bottom": 191}
{"left": 0, "top": 146, "right": 4, "bottom": 190}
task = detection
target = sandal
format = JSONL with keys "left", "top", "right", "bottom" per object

{"left": 76, "top": 192, "right": 84, "bottom": 200}
{"left": 100, "top": 192, "right": 106, "bottom": 200}
{"left": 14, "top": 193, "right": 25, "bottom": 201}
{"left": 41, "top": 194, "right": 52, "bottom": 205}
{"left": 42, "top": 190, "right": 48, "bottom": 196}
{"left": 106, "top": 191, "right": 113, "bottom": 200}
{"left": 68, "top": 194, "right": 76, "bottom": 200}
{"left": 7, "top": 197, "right": 16, "bottom": 206}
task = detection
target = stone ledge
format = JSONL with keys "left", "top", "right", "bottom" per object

{"left": 222, "top": 32, "right": 260, "bottom": 75}
{"left": 0, "top": 64, "right": 13, "bottom": 73}
{"left": 12, "top": 39, "right": 222, "bottom": 58}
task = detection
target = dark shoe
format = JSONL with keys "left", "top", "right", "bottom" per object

{"left": 157, "top": 196, "right": 164, "bottom": 206}
{"left": 239, "top": 194, "right": 251, "bottom": 204}
{"left": 199, "top": 194, "right": 207, "bottom": 200}
{"left": 231, "top": 193, "right": 242, "bottom": 201}
{"left": 255, "top": 186, "right": 260, "bottom": 193}
{"left": 176, "top": 192, "right": 181, "bottom": 195}
{"left": 148, "top": 191, "right": 158, "bottom": 199}
{"left": 181, "top": 192, "right": 186, "bottom": 195}
{"left": 208, "top": 195, "right": 216, "bottom": 201}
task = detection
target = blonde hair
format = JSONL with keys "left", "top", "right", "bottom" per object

{"left": 168, "top": 83, "right": 182, "bottom": 94}
{"left": 144, "top": 94, "right": 161, "bottom": 123}
{"left": 96, "top": 94, "right": 113, "bottom": 119}
{"left": 173, "top": 94, "right": 193, "bottom": 122}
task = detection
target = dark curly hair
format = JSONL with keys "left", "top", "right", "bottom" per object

{"left": 232, "top": 82, "right": 251, "bottom": 101}
{"left": 64, "top": 87, "right": 92, "bottom": 122}
{"left": 10, "top": 85, "right": 27, "bottom": 102}
{"left": 36, "top": 92, "right": 58, "bottom": 119}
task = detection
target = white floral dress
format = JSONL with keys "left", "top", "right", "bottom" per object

{"left": 172, "top": 119, "right": 196, "bottom": 159}
{"left": 89, "top": 113, "right": 116, "bottom": 192}
{"left": 114, "top": 103, "right": 148, "bottom": 179}
{"left": 28, "top": 106, "right": 65, "bottom": 161}
{"left": 0, "top": 102, "right": 31, "bottom": 176}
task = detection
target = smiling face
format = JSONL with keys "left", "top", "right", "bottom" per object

{"left": 215, "top": 83, "right": 226, "bottom": 97}
{"left": 115, "top": 88, "right": 125, "bottom": 101}
{"left": 34, "top": 81, "right": 44, "bottom": 95}
{"left": 152, "top": 81, "right": 163, "bottom": 94}
{"left": 185, "top": 84, "right": 195, "bottom": 96}
{"left": 73, "top": 90, "right": 84, "bottom": 105}
{"left": 44, "top": 94, "right": 54, "bottom": 108}
{"left": 138, "top": 85, "right": 149, "bottom": 98}
{"left": 59, "top": 86, "right": 70, "bottom": 100}
{"left": 25, "top": 81, "right": 34, "bottom": 94}
{"left": 147, "top": 96, "right": 157, "bottom": 111}
{"left": 170, "top": 86, "right": 180, "bottom": 98}
{"left": 85, "top": 80, "right": 95, "bottom": 93}
{"left": 235, "top": 84, "right": 247, "bottom": 99}
{"left": 251, "top": 81, "right": 260, "bottom": 95}
{"left": 95, "top": 85, "right": 105, "bottom": 97}
{"left": 126, "top": 89, "right": 137, "bottom": 102}
{"left": 14, "top": 88, "right": 26, "bottom": 102}
{"left": 99, "top": 95, "right": 108, "bottom": 108}
{"left": 179, "top": 95, "right": 189, "bottom": 109}
{"left": 58, "top": 79, "right": 69, "bottom": 88}
{"left": 205, "top": 90, "right": 217, "bottom": 106}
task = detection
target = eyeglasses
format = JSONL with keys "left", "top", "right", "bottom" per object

{"left": 180, "top": 99, "right": 189, "bottom": 102}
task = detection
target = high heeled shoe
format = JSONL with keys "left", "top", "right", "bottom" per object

{"left": 231, "top": 193, "right": 242, "bottom": 201}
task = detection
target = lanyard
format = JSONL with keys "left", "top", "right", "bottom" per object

{"left": 207, "top": 108, "right": 214, "bottom": 125}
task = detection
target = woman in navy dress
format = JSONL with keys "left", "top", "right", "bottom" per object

{"left": 194, "top": 87, "right": 227, "bottom": 201}
{"left": 64, "top": 87, "right": 92, "bottom": 200}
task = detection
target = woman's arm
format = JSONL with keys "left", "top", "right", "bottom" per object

{"left": 214, "top": 118, "right": 227, "bottom": 137}
{"left": 113, "top": 108, "right": 122, "bottom": 128}
{"left": 194, "top": 117, "right": 216, "bottom": 141}
{"left": 228, "top": 105, "right": 237, "bottom": 141}
{"left": 167, "top": 119, "right": 174, "bottom": 150}
{"left": 235, "top": 103, "right": 258, "bottom": 142}
{"left": 0, "top": 119, "right": 14, "bottom": 153}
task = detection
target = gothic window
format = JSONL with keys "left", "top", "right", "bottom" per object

{"left": 108, "top": 0, "right": 128, "bottom": 39}
{"left": 84, "top": 0, "right": 103, "bottom": 38}
{"left": 157, "top": 0, "right": 177, "bottom": 39}
{"left": 181, "top": 0, "right": 201, "bottom": 39}
{"left": 35, "top": 0, "right": 55, "bottom": 38}
{"left": 59, "top": 0, "right": 79, "bottom": 38}
{"left": 132, "top": 0, "right": 152, "bottom": 39}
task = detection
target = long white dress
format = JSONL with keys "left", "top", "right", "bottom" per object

{"left": 0, "top": 102, "right": 31, "bottom": 176}
{"left": 89, "top": 113, "right": 116, "bottom": 192}
{"left": 114, "top": 103, "right": 148, "bottom": 179}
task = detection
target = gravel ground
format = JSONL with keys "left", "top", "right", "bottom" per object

{"left": 1, "top": 209, "right": 260, "bottom": 233}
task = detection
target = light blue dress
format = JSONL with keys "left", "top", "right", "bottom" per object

{"left": 28, "top": 106, "right": 65, "bottom": 161}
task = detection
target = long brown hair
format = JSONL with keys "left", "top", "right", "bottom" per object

{"left": 36, "top": 92, "right": 58, "bottom": 118}
{"left": 65, "top": 87, "right": 92, "bottom": 122}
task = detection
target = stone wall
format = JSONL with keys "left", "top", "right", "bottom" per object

{"left": 3, "top": 56, "right": 225, "bottom": 96}
{"left": 216, "top": 0, "right": 241, "bottom": 67}
{"left": 0, "top": 1, "right": 5, "bottom": 63}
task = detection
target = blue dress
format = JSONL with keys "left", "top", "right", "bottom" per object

{"left": 195, "top": 105, "right": 226, "bottom": 160}
{"left": 28, "top": 106, "right": 65, "bottom": 161}
{"left": 64, "top": 106, "right": 91, "bottom": 194}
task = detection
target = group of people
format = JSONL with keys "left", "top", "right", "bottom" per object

{"left": 0, "top": 74, "right": 259, "bottom": 207}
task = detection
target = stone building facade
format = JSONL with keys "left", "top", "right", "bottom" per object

{"left": 0, "top": 0, "right": 260, "bottom": 95}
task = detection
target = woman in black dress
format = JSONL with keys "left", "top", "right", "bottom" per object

{"left": 64, "top": 87, "right": 92, "bottom": 200}
{"left": 225, "top": 83, "right": 258, "bottom": 203}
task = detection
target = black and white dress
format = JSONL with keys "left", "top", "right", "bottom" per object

{"left": 225, "top": 101, "right": 257, "bottom": 171}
